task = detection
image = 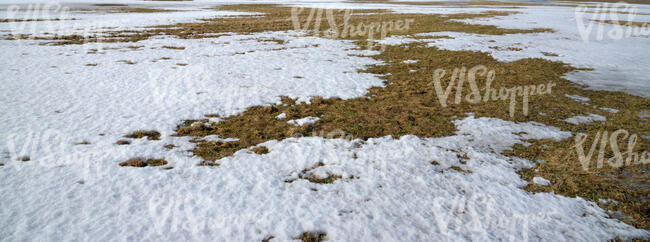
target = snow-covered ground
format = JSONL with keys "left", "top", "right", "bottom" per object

{"left": 1, "top": 0, "right": 649, "bottom": 241}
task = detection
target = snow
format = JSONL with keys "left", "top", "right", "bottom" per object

{"left": 275, "top": 112, "right": 287, "bottom": 119}
{"left": 1, "top": 1, "right": 649, "bottom": 241}
{"left": 2, "top": 115, "right": 648, "bottom": 241}
{"left": 563, "top": 113, "right": 607, "bottom": 125}
{"left": 287, "top": 116, "right": 320, "bottom": 126}
{"left": 599, "top": 199, "right": 620, "bottom": 205}
{"left": 402, "top": 59, "right": 419, "bottom": 64}
{"left": 600, "top": 107, "right": 620, "bottom": 113}
{"left": 533, "top": 176, "right": 551, "bottom": 186}
{"left": 565, "top": 94, "right": 591, "bottom": 103}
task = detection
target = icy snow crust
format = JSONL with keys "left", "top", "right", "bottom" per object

{"left": 1, "top": 1, "right": 649, "bottom": 241}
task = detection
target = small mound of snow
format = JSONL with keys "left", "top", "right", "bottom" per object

{"left": 287, "top": 116, "right": 320, "bottom": 126}
{"left": 402, "top": 59, "right": 419, "bottom": 64}
{"left": 563, "top": 114, "right": 606, "bottom": 125}
{"left": 533, "top": 177, "right": 551, "bottom": 186}
{"left": 275, "top": 113, "right": 287, "bottom": 119}
{"left": 565, "top": 94, "right": 590, "bottom": 103}
{"left": 600, "top": 107, "right": 619, "bottom": 113}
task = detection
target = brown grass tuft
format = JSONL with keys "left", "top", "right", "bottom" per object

{"left": 119, "top": 158, "right": 168, "bottom": 167}
{"left": 299, "top": 232, "right": 326, "bottom": 242}
{"left": 251, "top": 146, "right": 270, "bottom": 154}
{"left": 125, "top": 130, "right": 161, "bottom": 140}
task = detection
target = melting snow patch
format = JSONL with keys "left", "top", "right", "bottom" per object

{"left": 402, "top": 59, "right": 419, "bottom": 64}
{"left": 287, "top": 116, "right": 320, "bottom": 126}
{"left": 600, "top": 107, "right": 620, "bottom": 113}
{"left": 275, "top": 112, "right": 287, "bottom": 119}
{"left": 599, "top": 199, "right": 620, "bottom": 205}
{"left": 565, "top": 94, "right": 591, "bottom": 103}
{"left": 563, "top": 113, "right": 607, "bottom": 125}
{"left": 533, "top": 176, "right": 551, "bottom": 186}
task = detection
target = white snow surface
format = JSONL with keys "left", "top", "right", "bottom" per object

{"left": 533, "top": 176, "right": 551, "bottom": 186}
{"left": 287, "top": 116, "right": 321, "bottom": 126}
{"left": 2, "top": 115, "right": 648, "bottom": 241}
{"left": 563, "top": 113, "right": 607, "bottom": 125}
{"left": 1, "top": 1, "right": 649, "bottom": 241}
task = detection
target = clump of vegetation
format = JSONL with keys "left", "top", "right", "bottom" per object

{"left": 116, "top": 140, "right": 131, "bottom": 145}
{"left": 119, "top": 158, "right": 147, "bottom": 167}
{"left": 449, "top": 166, "right": 472, "bottom": 173}
{"left": 489, "top": 46, "right": 523, "bottom": 51}
{"left": 162, "top": 45, "right": 185, "bottom": 50}
{"left": 119, "top": 158, "right": 168, "bottom": 167}
{"left": 251, "top": 146, "right": 269, "bottom": 154}
{"left": 198, "top": 161, "right": 220, "bottom": 166}
{"left": 298, "top": 232, "right": 326, "bottom": 242}
{"left": 18, "top": 156, "right": 30, "bottom": 162}
{"left": 124, "top": 130, "right": 161, "bottom": 140}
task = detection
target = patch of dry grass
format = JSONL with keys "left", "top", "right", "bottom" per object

{"left": 298, "top": 232, "right": 326, "bottom": 242}
{"left": 251, "top": 146, "right": 270, "bottom": 154}
{"left": 162, "top": 45, "right": 185, "bottom": 50}
{"left": 124, "top": 130, "right": 161, "bottom": 140}
{"left": 116, "top": 140, "right": 131, "bottom": 145}
{"left": 119, "top": 158, "right": 168, "bottom": 167}
{"left": 489, "top": 46, "right": 523, "bottom": 51}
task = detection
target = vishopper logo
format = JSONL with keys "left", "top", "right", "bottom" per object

{"left": 3, "top": 128, "right": 78, "bottom": 170}
{"left": 431, "top": 192, "right": 551, "bottom": 241}
{"left": 6, "top": 3, "right": 114, "bottom": 53}
{"left": 289, "top": 7, "right": 414, "bottom": 51}
{"left": 6, "top": 3, "right": 70, "bottom": 41}
{"left": 575, "top": 129, "right": 649, "bottom": 170}
{"left": 5, "top": 2, "right": 70, "bottom": 35}
{"left": 575, "top": 2, "right": 650, "bottom": 42}
{"left": 429, "top": 65, "right": 555, "bottom": 118}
